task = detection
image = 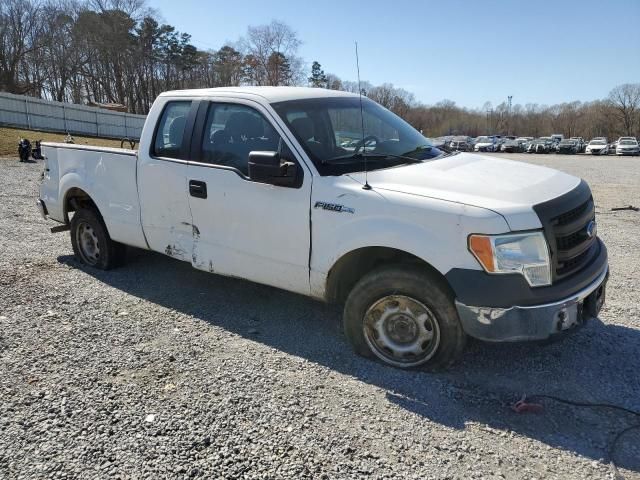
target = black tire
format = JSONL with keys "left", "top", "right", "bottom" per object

{"left": 70, "top": 208, "right": 126, "bottom": 270}
{"left": 343, "top": 264, "right": 466, "bottom": 371}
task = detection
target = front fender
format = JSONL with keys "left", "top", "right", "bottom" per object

{"left": 311, "top": 186, "right": 510, "bottom": 277}
{"left": 317, "top": 215, "right": 469, "bottom": 276}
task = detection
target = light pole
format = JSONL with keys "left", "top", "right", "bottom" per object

{"left": 507, "top": 96, "right": 513, "bottom": 136}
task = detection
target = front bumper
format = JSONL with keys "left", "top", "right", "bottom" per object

{"left": 455, "top": 265, "right": 608, "bottom": 342}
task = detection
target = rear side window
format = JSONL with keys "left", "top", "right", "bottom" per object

{"left": 153, "top": 101, "right": 192, "bottom": 158}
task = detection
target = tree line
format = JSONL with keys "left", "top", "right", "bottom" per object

{"left": 403, "top": 86, "right": 640, "bottom": 141}
{"left": 1, "top": 0, "right": 639, "bottom": 139}
{"left": 0, "top": 0, "right": 307, "bottom": 113}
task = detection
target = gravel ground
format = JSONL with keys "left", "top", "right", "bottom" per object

{"left": 1, "top": 153, "right": 639, "bottom": 480}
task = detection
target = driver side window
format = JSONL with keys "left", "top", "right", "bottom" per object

{"left": 200, "top": 103, "right": 282, "bottom": 176}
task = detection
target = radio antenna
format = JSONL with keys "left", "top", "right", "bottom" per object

{"left": 355, "top": 41, "right": 371, "bottom": 190}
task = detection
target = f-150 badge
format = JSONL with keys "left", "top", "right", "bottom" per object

{"left": 314, "top": 201, "right": 355, "bottom": 214}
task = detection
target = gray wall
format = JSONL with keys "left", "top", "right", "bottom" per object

{"left": 0, "top": 92, "right": 146, "bottom": 140}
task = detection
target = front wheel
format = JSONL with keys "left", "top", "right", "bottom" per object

{"left": 343, "top": 265, "right": 466, "bottom": 370}
{"left": 70, "top": 208, "right": 126, "bottom": 270}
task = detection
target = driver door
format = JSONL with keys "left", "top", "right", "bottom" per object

{"left": 186, "top": 100, "right": 312, "bottom": 296}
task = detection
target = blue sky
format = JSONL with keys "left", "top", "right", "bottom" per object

{"left": 149, "top": 0, "right": 640, "bottom": 109}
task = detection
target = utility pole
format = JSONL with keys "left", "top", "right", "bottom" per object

{"left": 507, "top": 96, "right": 513, "bottom": 136}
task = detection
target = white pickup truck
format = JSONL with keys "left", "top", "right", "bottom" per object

{"left": 37, "top": 87, "right": 609, "bottom": 370}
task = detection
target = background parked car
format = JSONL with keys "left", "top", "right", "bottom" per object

{"left": 616, "top": 138, "right": 640, "bottom": 156}
{"left": 570, "top": 137, "right": 586, "bottom": 153}
{"left": 449, "top": 136, "right": 471, "bottom": 151}
{"left": 608, "top": 140, "right": 619, "bottom": 154}
{"left": 585, "top": 138, "right": 609, "bottom": 155}
{"left": 550, "top": 134, "right": 564, "bottom": 151}
{"left": 528, "top": 137, "right": 553, "bottom": 153}
{"left": 557, "top": 139, "right": 579, "bottom": 154}
{"left": 473, "top": 136, "right": 498, "bottom": 152}
{"left": 501, "top": 138, "right": 526, "bottom": 153}
{"left": 432, "top": 136, "right": 452, "bottom": 152}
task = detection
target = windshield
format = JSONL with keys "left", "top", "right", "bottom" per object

{"left": 620, "top": 140, "right": 637, "bottom": 145}
{"left": 589, "top": 140, "right": 606, "bottom": 145}
{"left": 559, "top": 140, "right": 575, "bottom": 145}
{"left": 272, "top": 96, "right": 442, "bottom": 175}
{"left": 476, "top": 137, "right": 492, "bottom": 143}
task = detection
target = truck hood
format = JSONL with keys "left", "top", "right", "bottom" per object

{"left": 347, "top": 152, "right": 581, "bottom": 231}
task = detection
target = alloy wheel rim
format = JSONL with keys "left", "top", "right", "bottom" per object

{"left": 363, "top": 295, "right": 440, "bottom": 367}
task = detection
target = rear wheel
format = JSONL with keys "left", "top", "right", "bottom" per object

{"left": 70, "top": 208, "right": 126, "bottom": 270}
{"left": 343, "top": 265, "right": 466, "bottom": 370}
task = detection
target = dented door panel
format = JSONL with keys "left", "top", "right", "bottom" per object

{"left": 137, "top": 158, "right": 194, "bottom": 262}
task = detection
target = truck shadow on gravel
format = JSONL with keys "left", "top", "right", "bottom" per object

{"left": 58, "top": 249, "right": 640, "bottom": 473}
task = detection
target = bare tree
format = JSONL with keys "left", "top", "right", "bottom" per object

{"left": 88, "top": 0, "right": 147, "bottom": 18}
{"left": 368, "top": 83, "right": 415, "bottom": 117}
{"left": 212, "top": 45, "right": 244, "bottom": 86}
{"left": 1, "top": 0, "right": 638, "bottom": 137}
{"left": 240, "top": 20, "right": 303, "bottom": 86}
{"left": 325, "top": 73, "right": 342, "bottom": 90}
{"left": 0, "top": 0, "right": 44, "bottom": 93}
{"left": 608, "top": 84, "right": 640, "bottom": 136}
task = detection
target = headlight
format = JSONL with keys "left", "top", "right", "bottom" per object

{"left": 468, "top": 231, "right": 551, "bottom": 287}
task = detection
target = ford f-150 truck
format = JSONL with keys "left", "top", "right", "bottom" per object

{"left": 37, "top": 87, "right": 609, "bottom": 370}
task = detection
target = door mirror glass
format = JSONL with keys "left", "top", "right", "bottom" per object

{"left": 248, "top": 151, "right": 298, "bottom": 187}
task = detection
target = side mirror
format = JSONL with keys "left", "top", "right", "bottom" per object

{"left": 248, "top": 151, "right": 298, "bottom": 187}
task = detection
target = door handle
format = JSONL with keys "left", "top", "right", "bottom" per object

{"left": 189, "top": 180, "right": 207, "bottom": 199}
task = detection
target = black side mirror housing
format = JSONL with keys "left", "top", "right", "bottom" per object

{"left": 248, "top": 151, "right": 299, "bottom": 187}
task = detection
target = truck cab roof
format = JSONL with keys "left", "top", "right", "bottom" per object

{"left": 159, "top": 86, "right": 359, "bottom": 103}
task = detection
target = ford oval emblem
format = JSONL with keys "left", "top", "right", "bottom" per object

{"left": 586, "top": 220, "right": 597, "bottom": 238}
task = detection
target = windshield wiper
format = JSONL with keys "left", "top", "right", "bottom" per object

{"left": 404, "top": 144, "right": 433, "bottom": 155}
{"left": 322, "top": 152, "right": 424, "bottom": 165}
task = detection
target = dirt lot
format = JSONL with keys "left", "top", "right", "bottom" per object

{"left": 0, "top": 152, "right": 639, "bottom": 479}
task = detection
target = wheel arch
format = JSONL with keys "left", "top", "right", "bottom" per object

{"left": 63, "top": 187, "right": 102, "bottom": 224}
{"left": 324, "top": 246, "right": 455, "bottom": 304}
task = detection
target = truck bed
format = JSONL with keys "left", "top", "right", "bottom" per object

{"left": 40, "top": 142, "right": 148, "bottom": 249}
